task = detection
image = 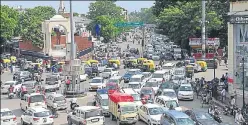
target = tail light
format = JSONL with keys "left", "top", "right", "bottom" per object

{"left": 82, "top": 120, "right": 87, "bottom": 124}
{"left": 44, "top": 96, "right": 47, "bottom": 104}
{"left": 33, "top": 118, "right": 39, "bottom": 121}
{"left": 49, "top": 116, "right": 54, "bottom": 118}
{"left": 13, "top": 117, "right": 17, "bottom": 121}
{"left": 28, "top": 97, "right": 30, "bottom": 107}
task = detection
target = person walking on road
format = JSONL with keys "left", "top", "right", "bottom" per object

{"left": 221, "top": 87, "right": 226, "bottom": 102}
{"left": 66, "top": 77, "right": 71, "bottom": 91}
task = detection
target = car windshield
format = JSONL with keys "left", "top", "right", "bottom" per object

{"left": 162, "top": 66, "right": 172, "bottom": 69}
{"left": 143, "top": 73, "right": 150, "bottom": 78}
{"left": 34, "top": 111, "right": 51, "bottom": 117}
{"left": 165, "top": 100, "right": 179, "bottom": 108}
{"left": 46, "top": 77, "right": 58, "bottom": 82}
{"left": 128, "top": 84, "right": 140, "bottom": 89}
{"left": 101, "top": 99, "right": 109, "bottom": 106}
{"left": 4, "top": 82, "right": 14, "bottom": 85}
{"left": 54, "top": 96, "right": 65, "bottom": 101}
{"left": 152, "top": 73, "right": 163, "bottom": 78}
{"left": 160, "top": 83, "right": 172, "bottom": 89}
{"left": 85, "top": 109, "right": 103, "bottom": 119}
{"left": 131, "top": 94, "right": 141, "bottom": 101}
{"left": 130, "top": 78, "right": 141, "bottom": 82}
{"left": 121, "top": 106, "right": 137, "bottom": 114}
{"left": 144, "top": 82, "right": 158, "bottom": 87}
{"left": 173, "top": 77, "right": 182, "bottom": 80}
{"left": 141, "top": 89, "right": 153, "bottom": 95}
{"left": 108, "top": 79, "right": 118, "bottom": 83}
{"left": 148, "top": 107, "right": 164, "bottom": 115}
{"left": 44, "top": 88, "right": 56, "bottom": 93}
{"left": 163, "top": 91, "right": 176, "bottom": 98}
{"left": 22, "top": 83, "right": 33, "bottom": 88}
{"left": 106, "top": 85, "right": 116, "bottom": 90}
{"left": 195, "top": 112, "right": 213, "bottom": 120}
{"left": 30, "top": 95, "right": 45, "bottom": 103}
{"left": 179, "top": 86, "right": 193, "bottom": 91}
{"left": 0, "top": 111, "right": 13, "bottom": 117}
{"left": 174, "top": 70, "right": 184, "bottom": 75}
{"left": 104, "top": 69, "right": 112, "bottom": 72}
{"left": 176, "top": 118, "right": 195, "bottom": 125}
{"left": 91, "top": 79, "right": 102, "bottom": 83}
{"left": 127, "top": 71, "right": 136, "bottom": 75}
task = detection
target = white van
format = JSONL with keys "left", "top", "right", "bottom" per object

{"left": 20, "top": 93, "right": 47, "bottom": 111}
{"left": 162, "top": 63, "right": 176, "bottom": 74}
{"left": 120, "top": 88, "right": 142, "bottom": 107}
{"left": 151, "top": 70, "right": 170, "bottom": 83}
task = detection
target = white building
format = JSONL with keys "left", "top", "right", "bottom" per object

{"left": 228, "top": 1, "right": 248, "bottom": 93}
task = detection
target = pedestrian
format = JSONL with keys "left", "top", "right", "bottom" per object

{"left": 66, "top": 77, "right": 71, "bottom": 91}
{"left": 221, "top": 87, "right": 226, "bottom": 102}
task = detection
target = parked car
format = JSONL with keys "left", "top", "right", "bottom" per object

{"left": 1, "top": 108, "right": 17, "bottom": 125}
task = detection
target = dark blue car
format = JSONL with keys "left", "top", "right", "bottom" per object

{"left": 123, "top": 69, "right": 142, "bottom": 83}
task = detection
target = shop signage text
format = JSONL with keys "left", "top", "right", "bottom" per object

{"left": 230, "top": 15, "right": 248, "bottom": 24}
{"left": 189, "top": 38, "right": 220, "bottom": 46}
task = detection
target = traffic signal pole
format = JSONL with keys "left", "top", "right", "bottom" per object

{"left": 201, "top": 0, "right": 206, "bottom": 58}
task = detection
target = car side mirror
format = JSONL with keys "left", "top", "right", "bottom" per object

{"left": 72, "top": 112, "right": 76, "bottom": 115}
{"left": 118, "top": 109, "right": 121, "bottom": 112}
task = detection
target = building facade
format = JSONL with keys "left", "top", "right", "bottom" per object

{"left": 228, "top": 1, "right": 248, "bottom": 94}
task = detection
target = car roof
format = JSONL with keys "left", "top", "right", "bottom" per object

{"left": 165, "top": 110, "right": 189, "bottom": 118}
{"left": 110, "top": 76, "right": 122, "bottom": 79}
{"left": 154, "top": 70, "right": 167, "bottom": 74}
{"left": 105, "top": 68, "right": 113, "bottom": 70}
{"left": 128, "top": 69, "right": 140, "bottom": 71}
{"left": 131, "top": 74, "right": 143, "bottom": 78}
{"left": 50, "top": 93, "right": 64, "bottom": 97}
{"left": 76, "top": 106, "right": 100, "bottom": 111}
{"left": 157, "top": 96, "right": 177, "bottom": 101}
{"left": 180, "top": 84, "right": 192, "bottom": 87}
{"left": 121, "top": 88, "right": 137, "bottom": 94}
{"left": 26, "top": 93, "right": 43, "bottom": 97}
{"left": 162, "top": 89, "right": 175, "bottom": 92}
{"left": 1, "top": 108, "right": 11, "bottom": 112}
{"left": 163, "top": 63, "right": 175, "bottom": 66}
{"left": 93, "top": 77, "right": 103, "bottom": 79}
{"left": 100, "top": 94, "right": 108, "bottom": 99}
{"left": 30, "top": 107, "right": 49, "bottom": 112}
{"left": 4, "top": 81, "right": 17, "bottom": 83}
{"left": 144, "top": 103, "right": 161, "bottom": 108}
{"left": 128, "top": 82, "right": 140, "bottom": 84}
{"left": 142, "top": 72, "right": 151, "bottom": 74}
{"left": 175, "top": 68, "right": 185, "bottom": 71}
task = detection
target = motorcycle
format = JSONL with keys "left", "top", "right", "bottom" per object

{"left": 231, "top": 105, "right": 238, "bottom": 117}
{"left": 51, "top": 107, "right": 58, "bottom": 118}
{"left": 8, "top": 92, "right": 14, "bottom": 99}
{"left": 223, "top": 105, "right": 232, "bottom": 115}
{"left": 211, "top": 110, "right": 222, "bottom": 123}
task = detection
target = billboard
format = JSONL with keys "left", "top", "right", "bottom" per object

{"left": 189, "top": 38, "right": 220, "bottom": 46}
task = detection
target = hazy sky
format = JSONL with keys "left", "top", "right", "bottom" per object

{"left": 2, "top": 1, "right": 155, "bottom": 14}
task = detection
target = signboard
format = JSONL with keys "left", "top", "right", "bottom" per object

{"left": 230, "top": 15, "right": 248, "bottom": 24}
{"left": 189, "top": 38, "right": 220, "bottom": 46}
{"left": 82, "top": 32, "right": 88, "bottom": 37}
{"left": 114, "top": 22, "right": 144, "bottom": 27}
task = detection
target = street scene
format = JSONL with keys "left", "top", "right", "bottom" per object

{"left": 1, "top": 1, "right": 248, "bottom": 125}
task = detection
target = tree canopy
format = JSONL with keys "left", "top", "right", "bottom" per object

{"left": 0, "top": 5, "right": 19, "bottom": 44}
{"left": 129, "top": 8, "right": 157, "bottom": 24}
{"left": 153, "top": 1, "right": 228, "bottom": 48}
{"left": 87, "top": 1, "right": 126, "bottom": 42}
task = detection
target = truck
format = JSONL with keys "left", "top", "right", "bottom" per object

{"left": 109, "top": 92, "right": 138, "bottom": 125}
{"left": 173, "top": 48, "right": 182, "bottom": 60}
{"left": 102, "top": 68, "right": 119, "bottom": 79}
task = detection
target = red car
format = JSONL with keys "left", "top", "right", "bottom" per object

{"left": 106, "top": 82, "right": 119, "bottom": 94}
{"left": 140, "top": 87, "right": 155, "bottom": 103}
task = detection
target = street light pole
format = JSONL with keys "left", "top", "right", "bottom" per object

{"left": 201, "top": 0, "right": 206, "bottom": 58}
{"left": 242, "top": 57, "right": 245, "bottom": 109}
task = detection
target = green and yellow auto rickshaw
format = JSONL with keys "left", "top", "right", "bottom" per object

{"left": 124, "top": 59, "right": 138, "bottom": 69}
{"left": 142, "top": 62, "right": 155, "bottom": 72}
{"left": 197, "top": 61, "right": 207, "bottom": 72}
{"left": 186, "top": 65, "right": 194, "bottom": 78}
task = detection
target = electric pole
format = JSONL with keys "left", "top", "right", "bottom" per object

{"left": 201, "top": 0, "right": 206, "bottom": 58}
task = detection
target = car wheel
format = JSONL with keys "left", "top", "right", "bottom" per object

{"left": 21, "top": 118, "right": 26, "bottom": 125}
{"left": 67, "top": 118, "right": 72, "bottom": 125}
{"left": 148, "top": 120, "right": 152, "bottom": 125}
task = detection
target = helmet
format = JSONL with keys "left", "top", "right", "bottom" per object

{"left": 10, "top": 84, "right": 13, "bottom": 87}
{"left": 53, "top": 103, "right": 57, "bottom": 109}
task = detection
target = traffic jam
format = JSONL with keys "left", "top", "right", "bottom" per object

{"left": 1, "top": 31, "right": 246, "bottom": 125}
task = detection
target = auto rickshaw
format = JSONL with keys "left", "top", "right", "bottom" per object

{"left": 137, "top": 58, "right": 147, "bottom": 64}
{"left": 2, "top": 58, "right": 11, "bottom": 63}
{"left": 197, "top": 61, "right": 207, "bottom": 72}
{"left": 185, "top": 65, "right": 194, "bottom": 78}
{"left": 58, "top": 61, "right": 65, "bottom": 65}
{"left": 124, "top": 59, "right": 138, "bottom": 69}
{"left": 10, "top": 56, "right": 16, "bottom": 63}
{"left": 31, "top": 63, "right": 41, "bottom": 68}
{"left": 142, "top": 62, "right": 155, "bottom": 72}
{"left": 86, "top": 60, "right": 99, "bottom": 66}
{"left": 108, "top": 59, "right": 121, "bottom": 69}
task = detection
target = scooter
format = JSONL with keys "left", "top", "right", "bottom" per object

{"left": 210, "top": 110, "right": 222, "bottom": 123}
{"left": 8, "top": 92, "right": 14, "bottom": 99}
{"left": 223, "top": 105, "right": 232, "bottom": 115}
{"left": 51, "top": 107, "right": 58, "bottom": 118}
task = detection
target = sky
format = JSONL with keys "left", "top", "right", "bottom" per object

{"left": 2, "top": 1, "right": 155, "bottom": 14}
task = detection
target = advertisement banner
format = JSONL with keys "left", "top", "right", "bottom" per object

{"left": 189, "top": 38, "right": 220, "bottom": 46}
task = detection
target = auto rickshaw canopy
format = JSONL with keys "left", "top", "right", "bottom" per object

{"left": 186, "top": 65, "right": 194, "bottom": 71}
{"left": 108, "top": 59, "right": 121, "bottom": 66}
{"left": 31, "top": 63, "right": 41, "bottom": 67}
{"left": 86, "top": 60, "right": 99, "bottom": 65}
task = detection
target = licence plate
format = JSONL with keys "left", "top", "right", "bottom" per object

{"left": 91, "top": 118, "right": 99, "bottom": 122}
{"left": 3, "top": 119, "right": 9, "bottom": 122}
{"left": 43, "top": 118, "right": 47, "bottom": 122}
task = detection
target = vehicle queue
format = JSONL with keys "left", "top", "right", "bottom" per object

{"left": 1, "top": 32, "right": 247, "bottom": 125}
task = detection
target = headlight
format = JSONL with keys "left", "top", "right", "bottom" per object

{"left": 178, "top": 93, "right": 183, "bottom": 96}
{"left": 121, "top": 116, "right": 125, "bottom": 120}
{"left": 151, "top": 118, "right": 157, "bottom": 122}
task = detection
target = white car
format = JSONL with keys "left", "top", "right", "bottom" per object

{"left": 46, "top": 93, "right": 67, "bottom": 110}
{"left": 89, "top": 77, "right": 106, "bottom": 91}
{"left": 177, "top": 84, "right": 194, "bottom": 101}
{"left": 102, "top": 68, "right": 119, "bottom": 79}
{"left": 127, "top": 82, "right": 143, "bottom": 93}
{"left": 155, "top": 96, "right": 182, "bottom": 111}
{"left": 97, "top": 63, "right": 106, "bottom": 73}
{"left": 20, "top": 93, "right": 47, "bottom": 111}
{"left": 138, "top": 104, "right": 164, "bottom": 125}
{"left": 79, "top": 74, "right": 88, "bottom": 82}
{"left": 21, "top": 107, "right": 54, "bottom": 125}
{"left": 144, "top": 80, "right": 160, "bottom": 93}
{"left": 1, "top": 108, "right": 17, "bottom": 125}
{"left": 160, "top": 89, "right": 178, "bottom": 103}
{"left": 142, "top": 72, "right": 152, "bottom": 82}
{"left": 1, "top": 81, "right": 18, "bottom": 94}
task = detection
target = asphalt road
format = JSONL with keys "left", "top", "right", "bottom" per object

{"left": 1, "top": 37, "right": 235, "bottom": 125}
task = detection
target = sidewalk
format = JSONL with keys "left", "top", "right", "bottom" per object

{"left": 213, "top": 90, "right": 248, "bottom": 108}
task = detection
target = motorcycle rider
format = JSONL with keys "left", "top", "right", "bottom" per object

{"left": 70, "top": 98, "right": 78, "bottom": 110}
{"left": 169, "top": 104, "right": 175, "bottom": 110}
{"left": 230, "top": 95, "right": 236, "bottom": 107}
{"left": 235, "top": 109, "right": 245, "bottom": 124}
{"left": 51, "top": 103, "right": 58, "bottom": 117}
{"left": 8, "top": 84, "right": 14, "bottom": 93}
{"left": 20, "top": 85, "right": 28, "bottom": 98}
{"left": 208, "top": 105, "right": 215, "bottom": 114}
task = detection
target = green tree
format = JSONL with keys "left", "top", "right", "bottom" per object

{"left": 129, "top": 8, "right": 157, "bottom": 24}
{"left": 0, "top": 5, "right": 19, "bottom": 44}
{"left": 87, "top": 1, "right": 126, "bottom": 42}
{"left": 20, "top": 6, "right": 56, "bottom": 48}
{"left": 157, "top": 1, "right": 222, "bottom": 48}
{"left": 73, "top": 12, "right": 79, "bottom": 17}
